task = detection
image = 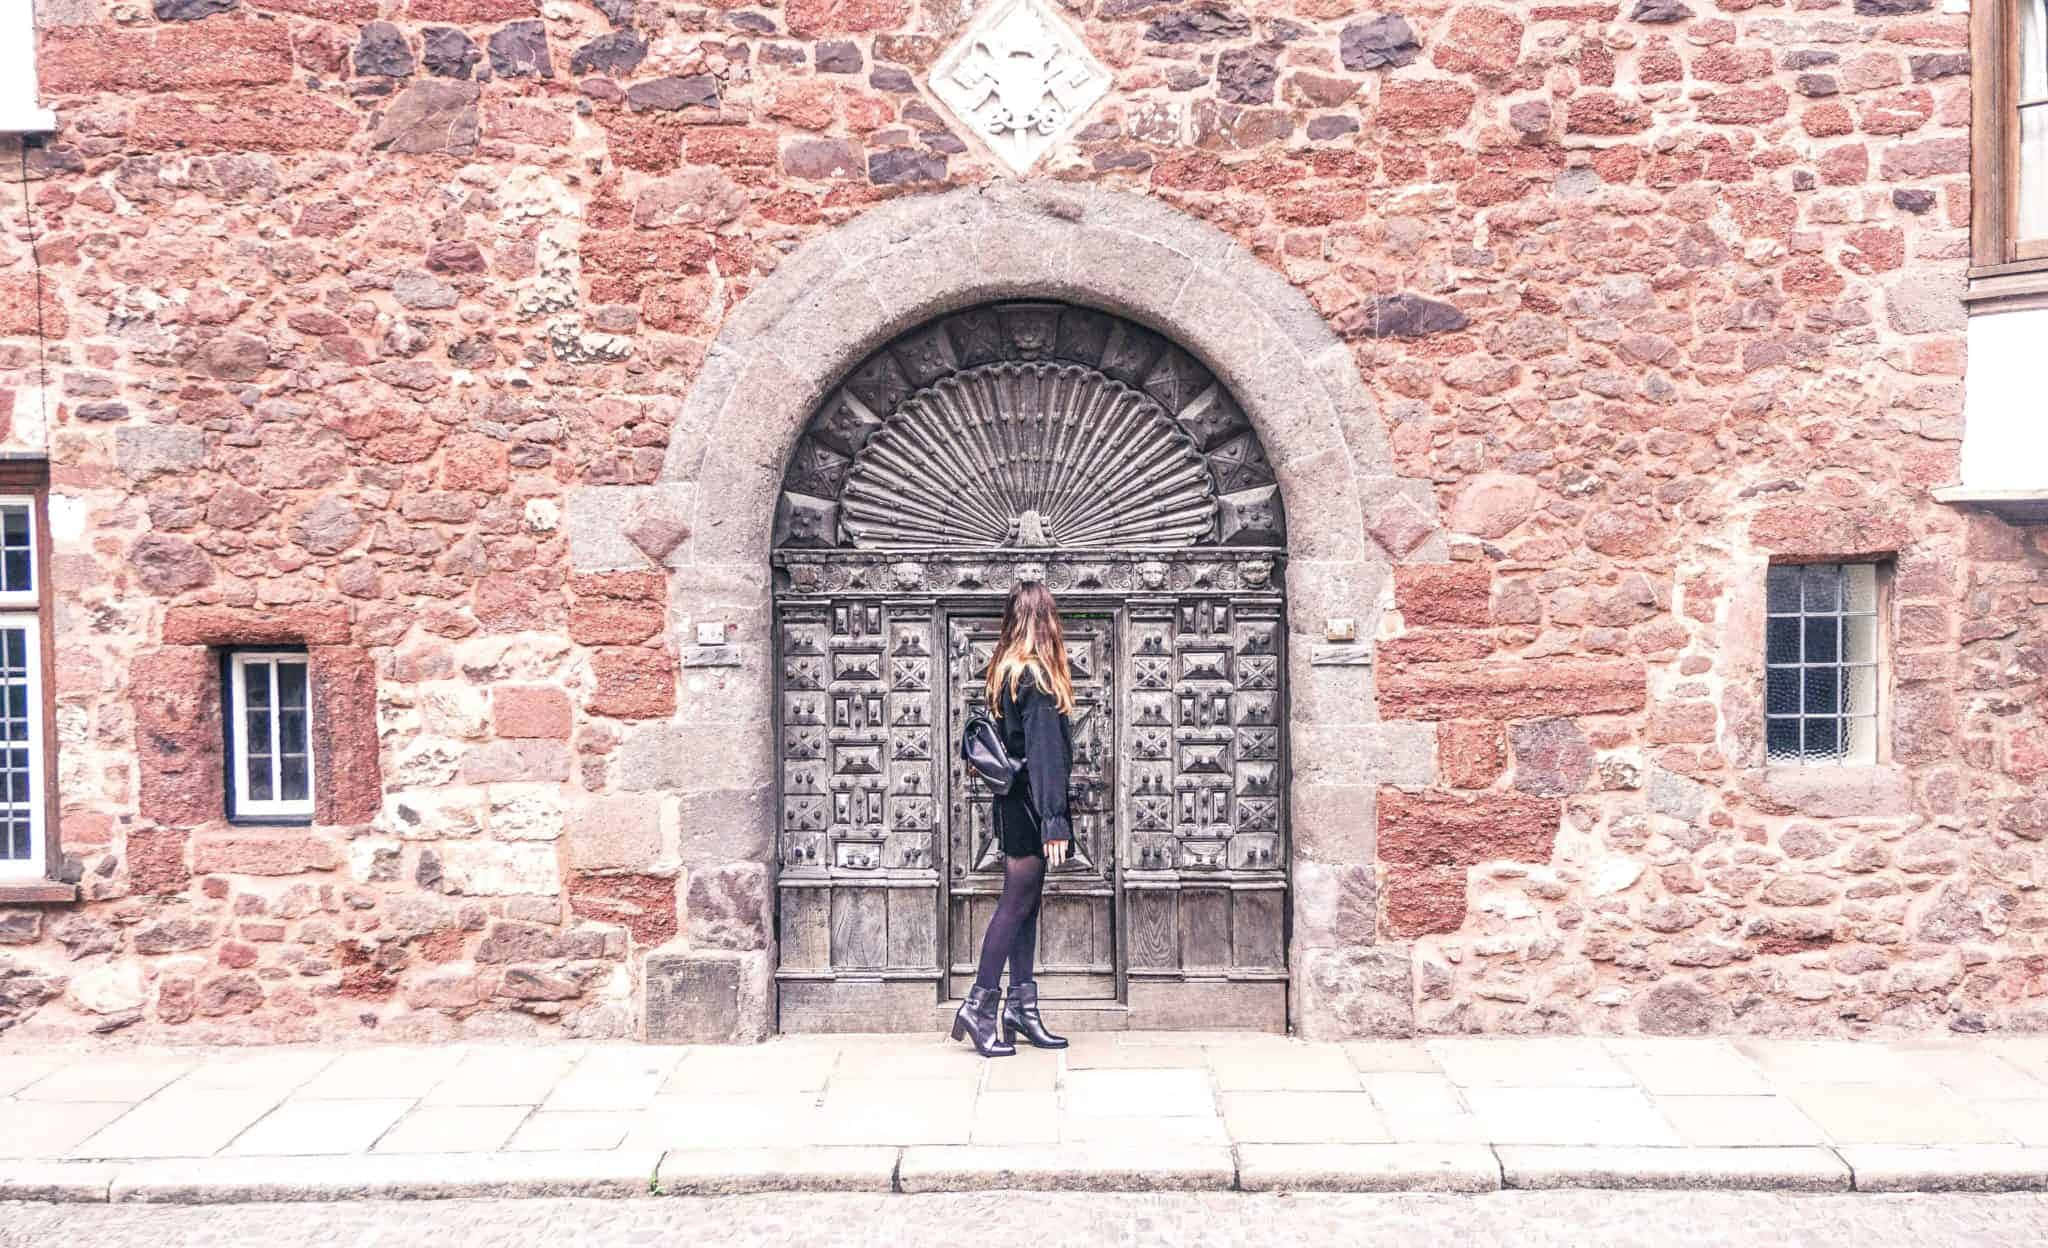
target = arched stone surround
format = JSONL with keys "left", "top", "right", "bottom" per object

{"left": 574, "top": 182, "right": 1445, "bottom": 1041}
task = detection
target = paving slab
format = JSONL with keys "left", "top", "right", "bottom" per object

{"left": 72, "top": 1091, "right": 285, "bottom": 1160}
{"left": 1219, "top": 1091, "right": 1388, "bottom": 1144}
{"left": 0, "top": 1056, "right": 73, "bottom": 1098}
{"left": 1463, "top": 1088, "right": 1682, "bottom": 1148}
{"left": 969, "top": 1091, "right": 1060, "bottom": 1145}
{"left": 1235, "top": 1143, "right": 1499, "bottom": 1193}
{"left": 420, "top": 1051, "right": 579, "bottom": 1107}
{"left": 1429, "top": 1038, "right": 1635, "bottom": 1089}
{"left": 1783, "top": 1085, "right": 2008, "bottom": 1146}
{"left": 542, "top": 1051, "right": 682, "bottom": 1112}
{"left": 1735, "top": 1040, "right": 1938, "bottom": 1088}
{"left": 1496, "top": 1146, "right": 1852, "bottom": 1192}
{"left": 1064, "top": 1068, "right": 1216, "bottom": 1118}
{"left": 295, "top": 1046, "right": 469, "bottom": 1101}
{"left": 0, "top": 1161, "right": 118, "bottom": 1202}
{"left": 177, "top": 1051, "right": 336, "bottom": 1094}
{"left": 661, "top": 1043, "right": 837, "bottom": 1095}
{"left": 372, "top": 1106, "right": 529, "bottom": 1154}
{"left": 1605, "top": 1039, "right": 1771, "bottom": 1096}
{"left": 1840, "top": 1146, "right": 2048, "bottom": 1193}
{"left": 1343, "top": 1042, "right": 1443, "bottom": 1074}
{"left": 1207, "top": 1044, "right": 1361, "bottom": 1092}
{"left": 653, "top": 1147, "right": 897, "bottom": 1195}
{"left": 815, "top": 1081, "right": 977, "bottom": 1146}
{"left": 1651, "top": 1095, "right": 1828, "bottom": 1148}
{"left": 18, "top": 1058, "right": 194, "bottom": 1104}
{"left": 626, "top": 1093, "right": 823, "bottom": 1151}
{"left": 226, "top": 1100, "right": 414, "bottom": 1157}
{"left": 108, "top": 1150, "right": 661, "bottom": 1203}
{"left": 1062, "top": 1036, "right": 1205, "bottom": 1070}
{"left": 506, "top": 1111, "right": 639, "bottom": 1153}
{"left": 1895, "top": 1048, "right": 2048, "bottom": 1100}
{"left": 0, "top": 1100, "right": 134, "bottom": 1159}
{"left": 897, "top": 1144, "right": 1235, "bottom": 1192}
{"left": 982, "top": 1051, "right": 1060, "bottom": 1092}
{"left": 1969, "top": 1099, "right": 2048, "bottom": 1148}
{"left": 1058, "top": 1114, "right": 1231, "bottom": 1148}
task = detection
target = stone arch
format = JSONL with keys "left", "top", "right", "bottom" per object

{"left": 607, "top": 182, "right": 1445, "bottom": 1042}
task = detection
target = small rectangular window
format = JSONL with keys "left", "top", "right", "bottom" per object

{"left": 1765, "top": 563, "right": 1881, "bottom": 766}
{"left": 226, "top": 650, "right": 316, "bottom": 821}
{"left": 0, "top": 612, "right": 44, "bottom": 876}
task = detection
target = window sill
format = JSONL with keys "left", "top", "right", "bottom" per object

{"left": 1932, "top": 486, "right": 2048, "bottom": 525}
{"left": 0, "top": 880, "right": 77, "bottom": 904}
{"left": 0, "top": 106, "right": 57, "bottom": 137}
{"left": 1964, "top": 263, "right": 2048, "bottom": 311}
{"left": 1746, "top": 764, "right": 1908, "bottom": 818}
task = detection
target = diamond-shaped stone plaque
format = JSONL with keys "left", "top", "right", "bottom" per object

{"left": 928, "top": 0, "right": 1111, "bottom": 175}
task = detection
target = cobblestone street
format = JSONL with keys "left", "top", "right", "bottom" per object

{"left": 7, "top": 1191, "right": 2048, "bottom": 1248}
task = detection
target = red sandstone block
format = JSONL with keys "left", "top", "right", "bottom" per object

{"left": 406, "top": 0, "right": 537, "bottom": 18}
{"left": 570, "top": 600, "right": 664, "bottom": 645}
{"left": 1378, "top": 659, "right": 1648, "bottom": 721}
{"left": 1383, "top": 866, "right": 1471, "bottom": 939}
{"left": 191, "top": 832, "right": 341, "bottom": 876}
{"left": 1439, "top": 721, "right": 1506, "bottom": 789}
{"left": 493, "top": 685, "right": 574, "bottom": 739}
{"left": 0, "top": 275, "right": 66, "bottom": 338}
{"left": 1378, "top": 788, "right": 1561, "bottom": 869}
{"left": 786, "top": 0, "right": 910, "bottom": 36}
{"left": 1378, "top": 81, "right": 1476, "bottom": 131}
{"left": 41, "top": 22, "right": 294, "bottom": 95}
{"left": 683, "top": 127, "right": 780, "bottom": 168}
{"left": 439, "top": 435, "right": 510, "bottom": 493}
{"left": 133, "top": 647, "right": 224, "bottom": 827}
{"left": 310, "top": 646, "right": 381, "bottom": 825}
{"left": 133, "top": 89, "right": 358, "bottom": 153}
{"left": 1395, "top": 564, "right": 1492, "bottom": 628}
{"left": 589, "top": 648, "right": 677, "bottom": 719}
{"left": 1565, "top": 92, "right": 1649, "bottom": 135}
{"left": 568, "top": 871, "right": 678, "bottom": 946}
{"left": 126, "top": 825, "right": 191, "bottom": 896}
{"left": 163, "top": 604, "right": 351, "bottom": 646}
{"left": 571, "top": 570, "right": 667, "bottom": 601}
{"left": 251, "top": 0, "right": 379, "bottom": 19}
{"left": 1748, "top": 503, "right": 1910, "bottom": 559}
{"left": 1700, "top": 85, "right": 1790, "bottom": 125}
{"left": 1648, "top": 702, "right": 1719, "bottom": 744}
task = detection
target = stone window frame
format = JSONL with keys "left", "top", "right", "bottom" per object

{"left": 0, "top": 458, "right": 65, "bottom": 903}
{"left": 0, "top": 0, "right": 57, "bottom": 136}
{"left": 221, "top": 647, "right": 318, "bottom": 825}
{"left": 1970, "top": 0, "right": 2048, "bottom": 296}
{"left": 1763, "top": 561, "right": 1887, "bottom": 768}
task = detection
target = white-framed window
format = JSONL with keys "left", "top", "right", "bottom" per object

{"left": 0, "top": 493, "right": 47, "bottom": 879}
{"left": 226, "top": 650, "right": 316, "bottom": 821}
{"left": 1765, "top": 562, "right": 1883, "bottom": 766}
{"left": 0, "top": 0, "right": 58, "bottom": 136}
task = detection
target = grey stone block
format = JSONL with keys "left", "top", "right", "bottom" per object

{"left": 107, "top": 1151, "right": 662, "bottom": 1202}
{"left": 1237, "top": 1143, "right": 1499, "bottom": 1192}
{"left": 674, "top": 785, "right": 774, "bottom": 865}
{"left": 896, "top": 1144, "right": 1235, "bottom": 1192}
{"left": 566, "top": 486, "right": 656, "bottom": 573}
{"left": 0, "top": 1161, "right": 116, "bottom": 1202}
{"left": 1496, "top": 1146, "right": 1852, "bottom": 1192}
{"left": 1294, "top": 946, "right": 1414, "bottom": 1039}
{"left": 1840, "top": 1146, "right": 2048, "bottom": 1192}
{"left": 654, "top": 1147, "right": 897, "bottom": 1194}
{"left": 1290, "top": 783, "right": 1377, "bottom": 864}
{"left": 644, "top": 949, "right": 770, "bottom": 1043}
{"left": 1293, "top": 723, "right": 1436, "bottom": 788}
{"left": 660, "top": 343, "right": 750, "bottom": 483}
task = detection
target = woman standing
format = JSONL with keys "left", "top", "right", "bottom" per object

{"left": 951, "top": 581, "right": 1074, "bottom": 1058}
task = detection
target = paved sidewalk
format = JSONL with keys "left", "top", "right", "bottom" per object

{"left": 4, "top": 1032, "right": 2048, "bottom": 1202}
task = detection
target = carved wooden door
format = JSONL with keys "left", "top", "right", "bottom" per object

{"left": 945, "top": 611, "right": 1117, "bottom": 1001}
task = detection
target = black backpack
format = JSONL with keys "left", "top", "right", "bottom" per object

{"left": 960, "top": 712, "right": 1023, "bottom": 795}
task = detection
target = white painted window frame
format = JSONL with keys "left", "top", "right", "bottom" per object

{"left": 227, "top": 650, "right": 317, "bottom": 821}
{"left": 0, "top": 497, "right": 37, "bottom": 611}
{"left": 0, "top": 611, "right": 45, "bottom": 879}
{"left": 0, "top": 0, "right": 58, "bottom": 136}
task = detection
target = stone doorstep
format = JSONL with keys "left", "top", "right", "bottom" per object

{"left": 1494, "top": 1146, "right": 1852, "bottom": 1192}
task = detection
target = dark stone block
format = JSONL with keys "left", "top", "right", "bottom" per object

{"left": 153, "top": 0, "right": 236, "bottom": 19}
{"left": 354, "top": 23, "right": 415, "bottom": 77}
{"left": 1145, "top": 4, "right": 1252, "bottom": 43}
{"left": 488, "top": 20, "right": 552, "bottom": 80}
{"left": 1782, "top": 49, "right": 1838, "bottom": 70}
{"left": 727, "top": 9, "right": 776, "bottom": 32}
{"left": 1216, "top": 45, "right": 1279, "bottom": 105}
{"left": 1629, "top": 0, "right": 1692, "bottom": 22}
{"left": 570, "top": 30, "right": 647, "bottom": 76}
{"left": 870, "top": 65, "right": 915, "bottom": 92}
{"left": 1852, "top": 0, "right": 1930, "bottom": 11}
{"left": 1358, "top": 292, "right": 1470, "bottom": 339}
{"left": 1339, "top": 14, "right": 1418, "bottom": 70}
{"left": 595, "top": 0, "right": 634, "bottom": 26}
{"left": 422, "top": 27, "right": 481, "bottom": 79}
{"left": 1306, "top": 114, "right": 1359, "bottom": 140}
{"left": 869, "top": 149, "right": 946, "bottom": 185}
{"left": 816, "top": 39, "right": 861, "bottom": 72}
{"left": 1797, "top": 74, "right": 1839, "bottom": 97}
{"left": 626, "top": 74, "right": 720, "bottom": 110}
{"left": 1909, "top": 52, "right": 1969, "bottom": 81}
{"left": 1892, "top": 188, "right": 1937, "bottom": 214}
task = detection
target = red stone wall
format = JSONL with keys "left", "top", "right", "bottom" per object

{"left": 0, "top": 0, "right": 2043, "bottom": 1041}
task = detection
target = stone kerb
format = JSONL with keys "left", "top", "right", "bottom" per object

{"left": 567, "top": 182, "right": 1444, "bottom": 1041}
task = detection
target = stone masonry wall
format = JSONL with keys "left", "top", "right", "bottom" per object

{"left": 1, "top": 0, "right": 2044, "bottom": 1043}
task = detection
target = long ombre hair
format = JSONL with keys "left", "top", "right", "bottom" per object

{"left": 986, "top": 581, "right": 1076, "bottom": 716}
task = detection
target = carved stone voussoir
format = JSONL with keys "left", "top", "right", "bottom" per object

{"left": 930, "top": 0, "right": 1112, "bottom": 175}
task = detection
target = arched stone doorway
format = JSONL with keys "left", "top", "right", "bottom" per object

{"left": 593, "top": 183, "right": 1443, "bottom": 1042}
{"left": 771, "top": 301, "right": 1292, "bottom": 1032}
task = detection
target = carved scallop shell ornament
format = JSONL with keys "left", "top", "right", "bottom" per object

{"left": 840, "top": 362, "right": 1218, "bottom": 550}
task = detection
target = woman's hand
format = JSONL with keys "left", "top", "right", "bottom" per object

{"left": 1046, "top": 839, "right": 1069, "bottom": 868}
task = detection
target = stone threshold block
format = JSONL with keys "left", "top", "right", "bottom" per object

{"left": 1236, "top": 1143, "right": 1500, "bottom": 1193}
{"left": 896, "top": 1144, "right": 1235, "bottom": 1193}
{"left": 107, "top": 1151, "right": 664, "bottom": 1203}
{"left": 1840, "top": 1146, "right": 2048, "bottom": 1193}
{"left": 653, "top": 1147, "right": 899, "bottom": 1195}
{"left": 1495, "top": 1146, "right": 1851, "bottom": 1192}
{"left": 0, "top": 1162, "right": 118, "bottom": 1202}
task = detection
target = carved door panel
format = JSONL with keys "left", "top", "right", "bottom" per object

{"left": 946, "top": 611, "right": 1117, "bottom": 1001}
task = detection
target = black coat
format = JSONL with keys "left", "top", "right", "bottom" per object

{"left": 994, "top": 670, "right": 1074, "bottom": 850}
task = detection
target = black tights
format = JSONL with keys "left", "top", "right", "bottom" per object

{"left": 973, "top": 852, "right": 1046, "bottom": 993}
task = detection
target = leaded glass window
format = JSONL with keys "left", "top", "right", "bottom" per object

{"left": 1765, "top": 563, "right": 1881, "bottom": 765}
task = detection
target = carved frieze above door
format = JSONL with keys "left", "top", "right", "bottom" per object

{"left": 772, "top": 302, "right": 1291, "bottom": 1034}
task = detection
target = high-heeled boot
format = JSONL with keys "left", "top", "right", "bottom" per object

{"left": 1001, "top": 981, "right": 1068, "bottom": 1049}
{"left": 951, "top": 985, "right": 1016, "bottom": 1057}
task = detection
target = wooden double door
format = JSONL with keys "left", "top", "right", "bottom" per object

{"left": 773, "top": 587, "right": 1290, "bottom": 1033}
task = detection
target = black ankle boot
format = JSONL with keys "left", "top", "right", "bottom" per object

{"left": 951, "top": 985, "right": 1016, "bottom": 1057}
{"left": 1001, "top": 981, "right": 1068, "bottom": 1049}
